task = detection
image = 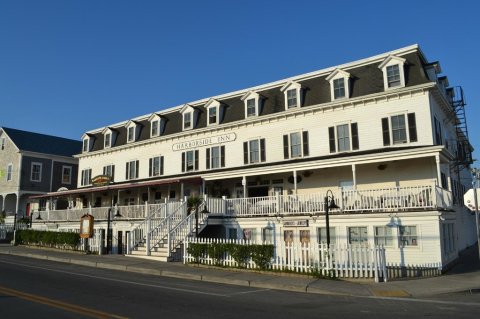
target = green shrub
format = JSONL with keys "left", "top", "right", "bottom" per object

{"left": 16, "top": 230, "right": 80, "bottom": 249}
{"left": 230, "top": 244, "right": 251, "bottom": 267}
{"left": 251, "top": 245, "right": 274, "bottom": 270}
{"left": 187, "top": 243, "right": 207, "bottom": 263}
{"left": 207, "top": 243, "right": 230, "bottom": 265}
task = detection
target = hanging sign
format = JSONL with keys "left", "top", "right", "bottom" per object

{"left": 91, "top": 175, "right": 112, "bottom": 187}
{"left": 283, "top": 220, "right": 309, "bottom": 227}
{"left": 80, "top": 214, "right": 94, "bottom": 238}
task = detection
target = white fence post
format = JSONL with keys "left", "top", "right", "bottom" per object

{"left": 146, "top": 215, "right": 151, "bottom": 256}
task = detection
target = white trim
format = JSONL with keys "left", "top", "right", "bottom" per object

{"left": 281, "top": 81, "right": 302, "bottom": 110}
{"left": 241, "top": 91, "right": 261, "bottom": 118}
{"left": 326, "top": 69, "right": 351, "bottom": 101}
{"left": 30, "top": 162, "right": 43, "bottom": 182}
{"left": 206, "top": 99, "right": 221, "bottom": 126}
{"left": 379, "top": 55, "right": 406, "bottom": 91}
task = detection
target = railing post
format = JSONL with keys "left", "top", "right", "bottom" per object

{"left": 145, "top": 201, "right": 148, "bottom": 218}
{"left": 432, "top": 183, "right": 437, "bottom": 208}
{"left": 146, "top": 215, "right": 151, "bottom": 256}
{"left": 164, "top": 198, "right": 168, "bottom": 217}
{"left": 222, "top": 196, "right": 227, "bottom": 215}
{"left": 167, "top": 217, "right": 171, "bottom": 253}
{"left": 276, "top": 193, "right": 281, "bottom": 214}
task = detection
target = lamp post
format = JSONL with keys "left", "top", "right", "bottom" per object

{"left": 106, "top": 206, "right": 122, "bottom": 254}
{"left": 324, "top": 190, "right": 339, "bottom": 248}
{"left": 471, "top": 168, "right": 480, "bottom": 260}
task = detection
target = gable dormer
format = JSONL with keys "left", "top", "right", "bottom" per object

{"left": 124, "top": 120, "right": 142, "bottom": 143}
{"left": 280, "top": 81, "right": 302, "bottom": 110}
{"left": 180, "top": 104, "right": 199, "bottom": 131}
{"left": 241, "top": 91, "right": 262, "bottom": 118}
{"left": 101, "top": 127, "right": 118, "bottom": 149}
{"left": 204, "top": 99, "right": 224, "bottom": 126}
{"left": 148, "top": 113, "right": 167, "bottom": 137}
{"left": 326, "top": 69, "right": 351, "bottom": 101}
{"left": 378, "top": 55, "right": 407, "bottom": 90}
{"left": 424, "top": 61, "right": 442, "bottom": 82}
{"left": 81, "top": 133, "right": 95, "bottom": 153}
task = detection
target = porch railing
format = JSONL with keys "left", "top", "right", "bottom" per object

{"left": 215, "top": 183, "right": 451, "bottom": 217}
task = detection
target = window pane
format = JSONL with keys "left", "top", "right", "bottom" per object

{"left": 375, "top": 226, "right": 393, "bottom": 246}
{"left": 209, "top": 107, "right": 217, "bottom": 124}
{"left": 399, "top": 226, "right": 418, "bottom": 247}
{"left": 184, "top": 113, "right": 191, "bottom": 129}
{"left": 249, "top": 140, "right": 259, "bottom": 163}
{"left": 290, "top": 132, "right": 302, "bottom": 157}
{"left": 247, "top": 99, "right": 256, "bottom": 116}
{"left": 337, "top": 124, "right": 350, "bottom": 152}
{"left": 391, "top": 115, "right": 407, "bottom": 144}
{"left": 348, "top": 227, "right": 368, "bottom": 246}
{"left": 186, "top": 151, "right": 194, "bottom": 171}
{"left": 151, "top": 120, "right": 158, "bottom": 136}
{"left": 387, "top": 65, "right": 401, "bottom": 87}
{"left": 287, "top": 89, "right": 297, "bottom": 108}
{"left": 211, "top": 146, "right": 220, "bottom": 169}
{"left": 128, "top": 127, "right": 134, "bottom": 141}
{"left": 333, "top": 78, "right": 345, "bottom": 99}
{"left": 318, "top": 227, "right": 336, "bottom": 245}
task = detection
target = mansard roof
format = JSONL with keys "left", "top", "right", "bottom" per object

{"left": 1, "top": 127, "right": 81, "bottom": 157}
{"left": 80, "top": 45, "right": 435, "bottom": 154}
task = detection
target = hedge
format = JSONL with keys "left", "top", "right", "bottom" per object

{"left": 16, "top": 229, "right": 80, "bottom": 249}
{"left": 187, "top": 242, "right": 274, "bottom": 270}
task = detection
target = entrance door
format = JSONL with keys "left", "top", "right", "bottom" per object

{"left": 248, "top": 186, "right": 269, "bottom": 197}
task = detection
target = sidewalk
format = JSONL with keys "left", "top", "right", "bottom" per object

{"left": 0, "top": 244, "right": 479, "bottom": 298}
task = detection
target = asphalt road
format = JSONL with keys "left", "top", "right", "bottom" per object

{"left": 0, "top": 255, "right": 479, "bottom": 319}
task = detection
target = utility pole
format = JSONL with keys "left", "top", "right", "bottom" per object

{"left": 472, "top": 168, "right": 480, "bottom": 260}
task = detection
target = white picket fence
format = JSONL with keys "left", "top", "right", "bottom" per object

{"left": 184, "top": 238, "right": 388, "bottom": 282}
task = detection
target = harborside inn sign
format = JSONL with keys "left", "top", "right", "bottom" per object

{"left": 172, "top": 133, "right": 236, "bottom": 151}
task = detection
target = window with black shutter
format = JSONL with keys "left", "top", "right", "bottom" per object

{"left": 243, "top": 142, "right": 248, "bottom": 164}
{"left": 206, "top": 148, "right": 211, "bottom": 169}
{"left": 260, "top": 138, "right": 266, "bottom": 162}
{"left": 181, "top": 152, "right": 185, "bottom": 172}
{"left": 382, "top": 118, "right": 390, "bottom": 146}
{"left": 194, "top": 150, "right": 199, "bottom": 170}
{"left": 407, "top": 113, "right": 417, "bottom": 142}
{"left": 283, "top": 135, "right": 289, "bottom": 159}
{"left": 302, "top": 131, "right": 309, "bottom": 156}
{"left": 328, "top": 127, "right": 336, "bottom": 153}
{"left": 160, "top": 156, "right": 164, "bottom": 175}
{"left": 351, "top": 123, "right": 359, "bottom": 150}
{"left": 220, "top": 146, "right": 225, "bottom": 167}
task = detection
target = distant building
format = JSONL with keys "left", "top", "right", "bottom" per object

{"left": 0, "top": 127, "right": 81, "bottom": 217}
{"left": 30, "top": 45, "right": 476, "bottom": 272}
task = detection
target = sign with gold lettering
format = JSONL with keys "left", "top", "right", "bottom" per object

{"left": 91, "top": 175, "right": 111, "bottom": 187}
{"left": 172, "top": 133, "right": 236, "bottom": 151}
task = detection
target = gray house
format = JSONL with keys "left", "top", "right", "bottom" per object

{"left": 0, "top": 127, "right": 81, "bottom": 217}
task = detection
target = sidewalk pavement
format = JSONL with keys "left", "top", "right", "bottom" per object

{"left": 0, "top": 244, "right": 479, "bottom": 298}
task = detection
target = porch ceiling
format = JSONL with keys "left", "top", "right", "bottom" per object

{"left": 29, "top": 177, "right": 202, "bottom": 199}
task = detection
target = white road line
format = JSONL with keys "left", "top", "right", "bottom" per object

{"left": 363, "top": 295, "right": 480, "bottom": 307}
{"left": 0, "top": 258, "right": 229, "bottom": 297}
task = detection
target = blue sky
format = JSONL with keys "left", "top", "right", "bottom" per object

{"left": 1, "top": 0, "right": 479, "bottom": 163}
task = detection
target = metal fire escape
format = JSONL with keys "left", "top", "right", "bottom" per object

{"left": 449, "top": 86, "right": 473, "bottom": 172}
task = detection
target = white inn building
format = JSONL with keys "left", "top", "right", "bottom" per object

{"left": 30, "top": 44, "right": 476, "bottom": 274}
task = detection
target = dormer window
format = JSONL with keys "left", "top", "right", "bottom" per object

{"left": 83, "top": 138, "right": 89, "bottom": 152}
{"left": 148, "top": 113, "right": 166, "bottom": 138}
{"left": 241, "top": 91, "right": 261, "bottom": 118}
{"left": 379, "top": 55, "right": 406, "bottom": 91}
{"left": 205, "top": 99, "right": 222, "bottom": 126}
{"left": 326, "top": 69, "right": 351, "bottom": 101}
{"left": 280, "top": 81, "right": 302, "bottom": 110}
{"left": 101, "top": 127, "right": 117, "bottom": 149}
{"left": 81, "top": 135, "right": 94, "bottom": 153}
{"left": 180, "top": 104, "right": 198, "bottom": 131}
{"left": 184, "top": 112, "right": 192, "bottom": 129}
{"left": 124, "top": 120, "right": 141, "bottom": 143}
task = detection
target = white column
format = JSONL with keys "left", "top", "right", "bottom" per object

{"left": 293, "top": 170, "right": 297, "bottom": 194}
{"left": 352, "top": 164, "right": 357, "bottom": 189}
{"left": 435, "top": 154, "right": 441, "bottom": 186}
{"left": 180, "top": 183, "right": 184, "bottom": 198}
{"left": 242, "top": 176, "right": 247, "bottom": 198}
{"left": 15, "top": 193, "right": 20, "bottom": 217}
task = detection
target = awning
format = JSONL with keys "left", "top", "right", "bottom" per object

{"left": 29, "top": 176, "right": 203, "bottom": 199}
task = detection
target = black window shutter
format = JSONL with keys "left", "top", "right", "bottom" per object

{"left": 149, "top": 158, "right": 152, "bottom": 177}
{"left": 194, "top": 150, "right": 199, "bottom": 170}
{"left": 408, "top": 113, "right": 417, "bottom": 142}
{"left": 243, "top": 142, "right": 248, "bottom": 164}
{"left": 206, "top": 148, "right": 211, "bottom": 170}
{"left": 160, "top": 156, "right": 164, "bottom": 175}
{"left": 125, "top": 162, "right": 129, "bottom": 179}
{"left": 283, "top": 135, "right": 289, "bottom": 159}
{"left": 81, "top": 170, "right": 85, "bottom": 186}
{"left": 111, "top": 165, "right": 115, "bottom": 181}
{"left": 260, "top": 138, "right": 266, "bottom": 162}
{"left": 135, "top": 160, "right": 139, "bottom": 178}
{"left": 381, "top": 118, "right": 390, "bottom": 146}
{"left": 328, "top": 127, "right": 336, "bottom": 153}
{"left": 220, "top": 146, "right": 225, "bottom": 167}
{"left": 181, "top": 152, "right": 185, "bottom": 172}
{"left": 351, "top": 123, "right": 359, "bottom": 150}
{"left": 302, "top": 131, "right": 309, "bottom": 156}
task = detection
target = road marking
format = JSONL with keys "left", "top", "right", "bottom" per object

{"left": 228, "top": 288, "right": 272, "bottom": 296}
{"left": 363, "top": 295, "right": 480, "bottom": 307}
{"left": 0, "top": 285, "right": 128, "bottom": 319}
{"left": 0, "top": 258, "right": 229, "bottom": 297}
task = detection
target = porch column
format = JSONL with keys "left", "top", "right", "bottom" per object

{"left": 446, "top": 165, "right": 452, "bottom": 191}
{"left": 180, "top": 183, "right": 184, "bottom": 198}
{"left": 435, "top": 154, "right": 441, "bottom": 186}
{"left": 293, "top": 170, "right": 297, "bottom": 195}
{"left": 242, "top": 176, "right": 247, "bottom": 198}
{"left": 201, "top": 179, "right": 205, "bottom": 196}
{"left": 352, "top": 164, "right": 357, "bottom": 189}
{"left": 15, "top": 193, "right": 20, "bottom": 216}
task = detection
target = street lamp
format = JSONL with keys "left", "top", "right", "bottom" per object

{"left": 106, "top": 206, "right": 122, "bottom": 254}
{"left": 324, "top": 190, "right": 339, "bottom": 248}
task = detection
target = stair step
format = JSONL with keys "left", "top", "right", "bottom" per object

{"left": 125, "top": 254, "right": 170, "bottom": 262}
